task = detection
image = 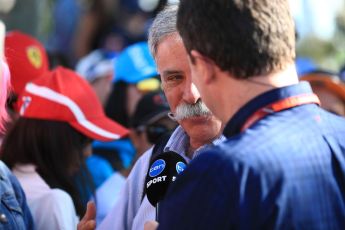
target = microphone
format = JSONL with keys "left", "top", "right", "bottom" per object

{"left": 145, "top": 151, "right": 187, "bottom": 220}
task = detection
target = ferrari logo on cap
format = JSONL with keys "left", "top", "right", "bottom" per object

{"left": 26, "top": 46, "right": 42, "bottom": 69}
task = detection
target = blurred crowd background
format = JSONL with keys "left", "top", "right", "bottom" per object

{"left": 0, "top": 0, "right": 179, "bottom": 68}
{"left": 0, "top": 0, "right": 344, "bottom": 72}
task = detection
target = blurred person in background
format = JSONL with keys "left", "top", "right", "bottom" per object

{"left": 76, "top": 48, "right": 126, "bottom": 224}
{"left": 0, "top": 19, "right": 34, "bottom": 230}
{"left": 300, "top": 70, "right": 345, "bottom": 116}
{"left": 94, "top": 42, "right": 160, "bottom": 177}
{"left": 129, "top": 90, "right": 177, "bottom": 156}
{"left": 76, "top": 49, "right": 115, "bottom": 109}
{"left": 0, "top": 67, "right": 128, "bottom": 230}
{"left": 97, "top": 5, "right": 224, "bottom": 230}
{"left": 74, "top": 0, "right": 123, "bottom": 60}
{"left": 47, "top": 0, "right": 82, "bottom": 68}
{"left": 76, "top": 49, "right": 117, "bottom": 189}
{"left": 4, "top": 30, "right": 49, "bottom": 121}
{"left": 73, "top": 0, "right": 170, "bottom": 61}
{"left": 106, "top": 41, "right": 160, "bottom": 128}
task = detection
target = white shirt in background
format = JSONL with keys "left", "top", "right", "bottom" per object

{"left": 12, "top": 164, "right": 79, "bottom": 230}
{"left": 95, "top": 172, "right": 126, "bottom": 224}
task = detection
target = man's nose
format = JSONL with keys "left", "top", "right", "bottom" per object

{"left": 182, "top": 82, "right": 200, "bottom": 104}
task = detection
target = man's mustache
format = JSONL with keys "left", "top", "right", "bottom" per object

{"left": 168, "top": 99, "right": 212, "bottom": 121}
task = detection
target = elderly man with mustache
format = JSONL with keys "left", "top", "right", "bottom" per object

{"left": 96, "top": 5, "right": 224, "bottom": 230}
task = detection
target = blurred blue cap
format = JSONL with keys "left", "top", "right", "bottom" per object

{"left": 76, "top": 49, "right": 117, "bottom": 82}
{"left": 114, "top": 42, "right": 158, "bottom": 84}
{"left": 295, "top": 57, "right": 317, "bottom": 77}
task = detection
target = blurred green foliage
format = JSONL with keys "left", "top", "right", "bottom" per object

{"left": 297, "top": 5, "right": 345, "bottom": 72}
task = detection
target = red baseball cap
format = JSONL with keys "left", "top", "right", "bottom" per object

{"left": 18, "top": 67, "right": 129, "bottom": 141}
{"left": 5, "top": 31, "right": 49, "bottom": 95}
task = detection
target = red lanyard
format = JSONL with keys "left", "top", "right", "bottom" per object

{"left": 241, "top": 93, "right": 320, "bottom": 132}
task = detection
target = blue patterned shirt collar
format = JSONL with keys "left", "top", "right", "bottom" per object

{"left": 164, "top": 125, "right": 226, "bottom": 162}
{"left": 224, "top": 82, "right": 315, "bottom": 137}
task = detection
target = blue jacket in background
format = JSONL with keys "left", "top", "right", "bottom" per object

{"left": 0, "top": 161, "right": 34, "bottom": 229}
{"left": 158, "top": 83, "right": 345, "bottom": 229}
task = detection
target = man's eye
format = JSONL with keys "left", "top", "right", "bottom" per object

{"left": 167, "top": 75, "right": 183, "bottom": 82}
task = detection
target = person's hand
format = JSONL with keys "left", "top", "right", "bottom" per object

{"left": 77, "top": 201, "right": 96, "bottom": 230}
{"left": 144, "top": 220, "right": 159, "bottom": 230}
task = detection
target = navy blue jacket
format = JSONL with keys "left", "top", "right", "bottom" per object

{"left": 158, "top": 83, "right": 345, "bottom": 229}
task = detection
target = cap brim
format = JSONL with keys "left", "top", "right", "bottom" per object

{"left": 146, "top": 111, "right": 169, "bottom": 125}
{"left": 70, "top": 115, "right": 129, "bottom": 142}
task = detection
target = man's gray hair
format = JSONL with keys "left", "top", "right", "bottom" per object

{"left": 148, "top": 4, "right": 178, "bottom": 58}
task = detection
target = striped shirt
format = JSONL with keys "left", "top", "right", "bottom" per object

{"left": 164, "top": 126, "right": 226, "bottom": 161}
{"left": 97, "top": 126, "right": 225, "bottom": 230}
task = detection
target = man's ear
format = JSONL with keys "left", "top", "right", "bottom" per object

{"left": 190, "top": 50, "right": 216, "bottom": 84}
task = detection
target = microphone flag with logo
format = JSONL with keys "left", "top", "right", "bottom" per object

{"left": 145, "top": 151, "right": 187, "bottom": 207}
